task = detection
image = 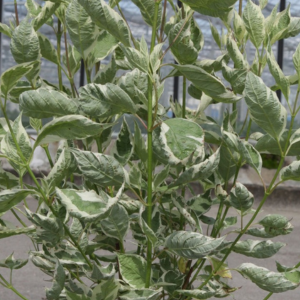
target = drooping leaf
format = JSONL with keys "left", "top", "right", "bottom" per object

{"left": 225, "top": 183, "right": 254, "bottom": 213}
{"left": 173, "top": 64, "right": 241, "bottom": 103}
{"left": 207, "top": 256, "right": 232, "bottom": 279}
{"left": 153, "top": 118, "right": 205, "bottom": 166}
{"left": 34, "top": 115, "right": 111, "bottom": 147}
{"left": 71, "top": 149, "right": 125, "bottom": 187}
{"left": 93, "top": 57, "right": 117, "bottom": 84}
{"left": 165, "top": 231, "right": 225, "bottom": 259}
{"left": 244, "top": 72, "right": 287, "bottom": 140}
{"left": 91, "top": 279, "right": 119, "bottom": 300}
{"left": 0, "top": 62, "right": 35, "bottom": 99}
{"left": 20, "top": 88, "right": 79, "bottom": 119}
{"left": 38, "top": 33, "right": 59, "bottom": 64}
{"left": 222, "top": 64, "right": 247, "bottom": 94}
{"left": 279, "top": 160, "right": 300, "bottom": 182}
{"left": 238, "top": 263, "right": 300, "bottom": 293}
{"left": 243, "top": 0, "right": 265, "bottom": 49}
{"left": 78, "top": 0, "right": 131, "bottom": 47}
{"left": 233, "top": 240, "right": 285, "bottom": 258}
{"left": 118, "top": 254, "right": 148, "bottom": 288}
{"left": 120, "top": 289, "right": 160, "bottom": 300}
{"left": 0, "top": 22, "right": 12, "bottom": 37}
{"left": 218, "top": 145, "right": 238, "bottom": 182}
{"left": 0, "top": 225, "right": 35, "bottom": 239}
{"left": 33, "top": 1, "right": 60, "bottom": 30}
{"left": 56, "top": 188, "right": 120, "bottom": 222}
{"left": 79, "top": 83, "right": 137, "bottom": 118}
{"left": 66, "top": 0, "right": 98, "bottom": 59}
{"left": 46, "top": 261, "right": 66, "bottom": 300}
{"left": 239, "top": 141, "right": 262, "bottom": 174}
{"left": 180, "top": 0, "right": 238, "bottom": 18}
{"left": 132, "top": 0, "right": 162, "bottom": 28}
{"left": 100, "top": 204, "right": 129, "bottom": 242}
{"left": 169, "top": 149, "right": 220, "bottom": 188}
{"left": 0, "top": 166, "right": 19, "bottom": 189}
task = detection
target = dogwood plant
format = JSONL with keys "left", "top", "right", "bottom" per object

{"left": 0, "top": 0, "right": 300, "bottom": 299}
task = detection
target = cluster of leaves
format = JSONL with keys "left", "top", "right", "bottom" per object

{"left": 0, "top": 0, "right": 300, "bottom": 299}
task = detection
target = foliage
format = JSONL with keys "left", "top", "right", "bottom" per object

{"left": 0, "top": 0, "right": 300, "bottom": 299}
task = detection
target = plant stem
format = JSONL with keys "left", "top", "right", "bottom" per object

{"left": 11, "top": 209, "right": 27, "bottom": 227}
{"left": 160, "top": 0, "right": 168, "bottom": 42}
{"left": 56, "top": 20, "right": 63, "bottom": 91}
{"left": 239, "top": 0, "right": 243, "bottom": 16}
{"left": 84, "top": 60, "right": 91, "bottom": 84}
{"left": 182, "top": 76, "right": 186, "bottom": 118}
{"left": 263, "top": 292, "right": 273, "bottom": 300}
{"left": 43, "top": 146, "right": 54, "bottom": 168}
{"left": 14, "top": 0, "right": 19, "bottom": 26}
{"left": 145, "top": 1, "right": 160, "bottom": 289}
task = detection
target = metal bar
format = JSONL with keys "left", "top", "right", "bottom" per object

{"left": 276, "top": 0, "right": 286, "bottom": 102}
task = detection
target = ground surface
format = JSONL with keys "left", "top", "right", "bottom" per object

{"left": 0, "top": 199, "right": 300, "bottom": 300}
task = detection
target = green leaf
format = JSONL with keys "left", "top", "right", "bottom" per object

{"left": 269, "top": 4, "right": 291, "bottom": 45}
{"left": 276, "top": 261, "right": 297, "bottom": 273}
{"left": 34, "top": 115, "right": 110, "bottom": 147}
{"left": 63, "top": 45, "right": 81, "bottom": 77}
{"left": 120, "top": 289, "right": 161, "bottom": 300}
{"left": 222, "top": 64, "right": 247, "bottom": 94}
{"left": 283, "top": 17, "right": 300, "bottom": 39}
{"left": 0, "top": 225, "right": 35, "bottom": 239}
{"left": 259, "top": 214, "right": 289, "bottom": 229}
{"left": 33, "top": 2, "right": 60, "bottom": 30}
{"left": 153, "top": 118, "right": 205, "bottom": 166}
{"left": 173, "top": 64, "right": 241, "bottom": 103}
{"left": 293, "top": 43, "right": 300, "bottom": 88}
{"left": 118, "top": 69, "right": 148, "bottom": 105}
{"left": 56, "top": 188, "right": 120, "bottom": 222}
{"left": 153, "top": 165, "right": 170, "bottom": 190}
{"left": 113, "top": 119, "right": 133, "bottom": 165}
{"left": 0, "top": 166, "right": 19, "bottom": 189}
{"left": 207, "top": 256, "right": 232, "bottom": 279}
{"left": 93, "top": 57, "right": 117, "bottom": 85}
{"left": 233, "top": 11, "right": 246, "bottom": 44}
{"left": 259, "top": 0, "right": 268, "bottom": 9}
{"left": 38, "top": 32, "right": 59, "bottom": 64}
{"left": 120, "top": 44, "right": 149, "bottom": 73}
{"left": 165, "top": 231, "right": 225, "bottom": 259}
{"left": 71, "top": 149, "right": 125, "bottom": 187}
{"left": 175, "top": 288, "right": 216, "bottom": 299}
{"left": 169, "top": 149, "right": 220, "bottom": 188}
{"left": 118, "top": 254, "right": 148, "bottom": 288}
{"left": 267, "top": 50, "right": 290, "bottom": 101}
{"left": 159, "top": 270, "right": 184, "bottom": 295}
{"left": 243, "top": 0, "right": 265, "bottom": 49}
{"left": 238, "top": 263, "right": 300, "bottom": 293}
{"left": 210, "top": 23, "right": 221, "bottom": 49}
{"left": 88, "top": 30, "right": 119, "bottom": 66}
{"left": 218, "top": 145, "right": 238, "bottom": 182}
{"left": 0, "top": 253, "right": 28, "bottom": 270}
{"left": 0, "top": 62, "right": 35, "bottom": 99}
{"left": 245, "top": 72, "right": 287, "bottom": 140}
{"left": 79, "top": 83, "right": 137, "bottom": 118}
{"left": 225, "top": 183, "right": 254, "bottom": 213}
{"left": 1, "top": 114, "right": 32, "bottom": 175}
{"left": 233, "top": 240, "right": 285, "bottom": 258}
{"left": 100, "top": 204, "right": 129, "bottom": 242}
{"left": 0, "top": 22, "right": 13, "bottom": 37}
{"left": 92, "top": 279, "right": 119, "bottom": 300}
{"left": 66, "top": 0, "right": 98, "bottom": 59}
{"left": 279, "top": 160, "right": 300, "bottom": 182}
{"left": 226, "top": 36, "right": 248, "bottom": 69}
{"left": 90, "top": 263, "right": 116, "bottom": 281}
{"left": 133, "top": 122, "right": 147, "bottom": 163}
{"left": 46, "top": 261, "right": 65, "bottom": 300}
{"left": 132, "top": 0, "right": 162, "bottom": 28}
{"left": 78, "top": 0, "right": 131, "bottom": 47}
{"left": 180, "top": 0, "right": 238, "bottom": 18}
{"left": 239, "top": 141, "right": 262, "bottom": 174}
{"left": 20, "top": 88, "right": 79, "bottom": 119}
{"left": 26, "top": 0, "right": 41, "bottom": 16}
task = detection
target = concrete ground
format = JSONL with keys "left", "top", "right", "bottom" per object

{"left": 0, "top": 198, "right": 300, "bottom": 300}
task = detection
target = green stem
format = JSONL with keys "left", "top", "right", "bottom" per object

{"left": 145, "top": 1, "right": 160, "bottom": 289}
{"left": 182, "top": 76, "right": 186, "bottom": 119}
{"left": 239, "top": 0, "right": 243, "bottom": 16}
{"left": 159, "top": 0, "right": 168, "bottom": 42}
{"left": 43, "top": 146, "right": 54, "bottom": 168}
{"left": 263, "top": 292, "right": 273, "bottom": 300}
{"left": 84, "top": 60, "right": 91, "bottom": 84}
{"left": 245, "top": 119, "right": 252, "bottom": 141}
{"left": 56, "top": 20, "right": 63, "bottom": 91}
{"left": 11, "top": 209, "right": 27, "bottom": 227}
{"left": 9, "top": 286, "right": 30, "bottom": 300}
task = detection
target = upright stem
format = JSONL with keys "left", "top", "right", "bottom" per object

{"left": 160, "top": 0, "right": 168, "bottom": 42}
{"left": 14, "top": 0, "right": 19, "bottom": 26}
{"left": 239, "top": 0, "right": 243, "bottom": 16}
{"left": 145, "top": 0, "right": 160, "bottom": 289}
{"left": 182, "top": 76, "right": 186, "bottom": 119}
{"left": 56, "top": 20, "right": 63, "bottom": 91}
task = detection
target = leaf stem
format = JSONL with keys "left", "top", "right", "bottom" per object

{"left": 160, "top": 0, "right": 168, "bottom": 42}
{"left": 11, "top": 208, "right": 27, "bottom": 227}
{"left": 263, "top": 292, "right": 273, "bottom": 300}
{"left": 43, "top": 146, "right": 54, "bottom": 168}
{"left": 182, "top": 76, "right": 186, "bottom": 119}
{"left": 239, "top": 0, "right": 243, "bottom": 16}
{"left": 145, "top": 1, "right": 160, "bottom": 289}
{"left": 56, "top": 20, "right": 63, "bottom": 91}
